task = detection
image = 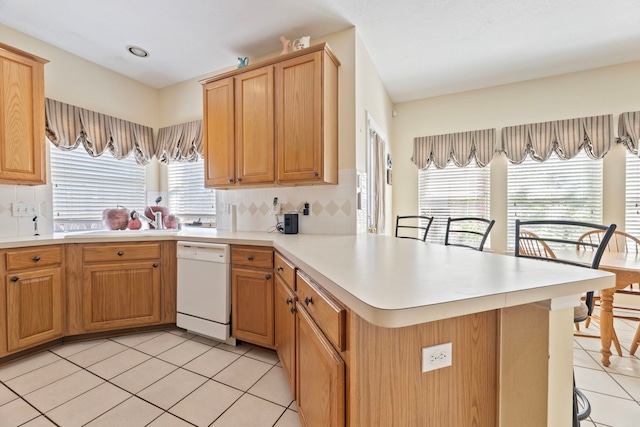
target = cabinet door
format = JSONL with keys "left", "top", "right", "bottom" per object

{"left": 203, "top": 77, "right": 235, "bottom": 187}
{"left": 276, "top": 51, "right": 323, "bottom": 183}
{"left": 6, "top": 267, "right": 63, "bottom": 351}
{"left": 231, "top": 267, "right": 274, "bottom": 348}
{"left": 296, "top": 305, "right": 345, "bottom": 427}
{"left": 0, "top": 48, "right": 46, "bottom": 185}
{"left": 236, "top": 66, "right": 274, "bottom": 184}
{"left": 83, "top": 261, "right": 161, "bottom": 331}
{"left": 275, "top": 275, "right": 296, "bottom": 396}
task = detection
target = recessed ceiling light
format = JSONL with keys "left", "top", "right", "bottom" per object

{"left": 126, "top": 45, "right": 149, "bottom": 58}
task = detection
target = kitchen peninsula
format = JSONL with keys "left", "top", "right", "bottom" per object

{"left": 0, "top": 230, "right": 614, "bottom": 427}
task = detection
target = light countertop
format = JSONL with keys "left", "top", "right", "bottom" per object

{"left": 0, "top": 230, "right": 615, "bottom": 328}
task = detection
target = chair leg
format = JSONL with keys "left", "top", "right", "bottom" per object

{"left": 575, "top": 322, "right": 580, "bottom": 331}
{"left": 585, "top": 316, "right": 592, "bottom": 328}
{"left": 630, "top": 325, "right": 640, "bottom": 355}
{"left": 612, "top": 328, "right": 623, "bottom": 357}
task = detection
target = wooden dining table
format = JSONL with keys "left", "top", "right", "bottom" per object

{"left": 559, "top": 250, "right": 640, "bottom": 366}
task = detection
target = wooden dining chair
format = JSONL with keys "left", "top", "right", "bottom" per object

{"left": 444, "top": 217, "right": 495, "bottom": 251}
{"left": 395, "top": 215, "right": 434, "bottom": 242}
{"left": 515, "top": 219, "right": 617, "bottom": 426}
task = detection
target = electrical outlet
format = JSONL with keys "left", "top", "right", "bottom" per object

{"left": 12, "top": 202, "right": 40, "bottom": 217}
{"left": 421, "top": 342, "right": 452, "bottom": 372}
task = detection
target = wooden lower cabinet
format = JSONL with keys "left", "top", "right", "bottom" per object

{"left": 274, "top": 275, "right": 297, "bottom": 396}
{"left": 231, "top": 267, "right": 274, "bottom": 348}
{"left": 82, "top": 261, "right": 161, "bottom": 331}
{"left": 296, "top": 305, "right": 345, "bottom": 427}
{"left": 6, "top": 267, "right": 63, "bottom": 351}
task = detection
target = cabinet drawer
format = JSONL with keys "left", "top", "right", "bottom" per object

{"left": 296, "top": 271, "right": 346, "bottom": 351}
{"left": 274, "top": 252, "right": 296, "bottom": 290}
{"left": 83, "top": 243, "right": 161, "bottom": 263}
{"left": 6, "top": 246, "right": 62, "bottom": 271}
{"left": 232, "top": 247, "right": 273, "bottom": 268}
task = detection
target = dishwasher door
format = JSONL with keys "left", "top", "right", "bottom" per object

{"left": 176, "top": 241, "right": 231, "bottom": 342}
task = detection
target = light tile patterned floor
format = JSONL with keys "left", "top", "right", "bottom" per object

{"left": 2, "top": 312, "right": 640, "bottom": 426}
{"left": 0, "top": 330, "right": 300, "bottom": 427}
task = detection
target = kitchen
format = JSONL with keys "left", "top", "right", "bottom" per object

{"left": 1, "top": 1, "right": 640, "bottom": 426}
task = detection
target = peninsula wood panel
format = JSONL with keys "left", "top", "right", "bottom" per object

{"left": 0, "top": 43, "right": 47, "bottom": 185}
{"left": 349, "top": 310, "right": 498, "bottom": 427}
{"left": 82, "top": 261, "right": 161, "bottom": 331}
{"left": 204, "top": 77, "right": 235, "bottom": 187}
{"left": 6, "top": 267, "right": 63, "bottom": 351}
{"left": 235, "top": 66, "right": 274, "bottom": 184}
{"left": 231, "top": 267, "right": 275, "bottom": 348}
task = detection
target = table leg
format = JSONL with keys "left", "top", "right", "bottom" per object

{"left": 600, "top": 288, "right": 615, "bottom": 367}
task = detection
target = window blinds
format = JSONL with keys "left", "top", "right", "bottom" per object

{"left": 625, "top": 151, "right": 640, "bottom": 236}
{"left": 507, "top": 151, "right": 602, "bottom": 250}
{"left": 50, "top": 144, "right": 146, "bottom": 232}
{"left": 418, "top": 163, "right": 490, "bottom": 245}
{"left": 167, "top": 160, "right": 216, "bottom": 226}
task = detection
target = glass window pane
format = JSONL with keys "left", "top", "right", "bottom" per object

{"left": 167, "top": 160, "right": 216, "bottom": 227}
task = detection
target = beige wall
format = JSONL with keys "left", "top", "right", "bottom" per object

{"left": 392, "top": 60, "right": 640, "bottom": 253}
{"left": 354, "top": 33, "right": 395, "bottom": 234}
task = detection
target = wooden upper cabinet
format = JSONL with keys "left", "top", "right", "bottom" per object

{"left": 0, "top": 43, "right": 48, "bottom": 185}
{"left": 200, "top": 43, "right": 339, "bottom": 188}
{"left": 203, "top": 77, "right": 235, "bottom": 187}
{"left": 236, "top": 66, "right": 275, "bottom": 184}
{"left": 276, "top": 50, "right": 338, "bottom": 184}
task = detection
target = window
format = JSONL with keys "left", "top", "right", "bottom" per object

{"left": 507, "top": 150, "right": 602, "bottom": 250}
{"left": 50, "top": 144, "right": 146, "bottom": 232}
{"left": 418, "top": 163, "right": 490, "bottom": 244}
{"left": 626, "top": 150, "right": 640, "bottom": 236}
{"left": 167, "top": 160, "right": 216, "bottom": 227}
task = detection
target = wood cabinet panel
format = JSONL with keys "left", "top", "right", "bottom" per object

{"left": 296, "top": 304, "right": 345, "bottom": 427}
{"left": 231, "top": 246, "right": 273, "bottom": 269}
{"left": 82, "top": 261, "right": 161, "bottom": 331}
{"left": 204, "top": 77, "right": 235, "bottom": 186}
{"left": 274, "top": 252, "right": 296, "bottom": 290}
{"left": 235, "top": 66, "right": 274, "bottom": 184}
{"left": 231, "top": 267, "right": 274, "bottom": 348}
{"left": 296, "top": 272, "right": 346, "bottom": 351}
{"left": 83, "top": 243, "right": 160, "bottom": 263}
{"left": 0, "top": 43, "right": 47, "bottom": 185}
{"left": 6, "top": 245, "right": 62, "bottom": 271}
{"left": 6, "top": 267, "right": 63, "bottom": 351}
{"left": 275, "top": 275, "right": 297, "bottom": 397}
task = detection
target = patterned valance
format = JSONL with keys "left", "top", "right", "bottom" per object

{"left": 411, "top": 128, "right": 496, "bottom": 170}
{"left": 155, "top": 120, "right": 203, "bottom": 163}
{"left": 501, "top": 114, "right": 614, "bottom": 164}
{"left": 619, "top": 111, "right": 640, "bottom": 155}
{"left": 45, "top": 98, "right": 154, "bottom": 165}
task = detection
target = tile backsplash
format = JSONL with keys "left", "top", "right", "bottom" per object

{"left": 216, "top": 169, "right": 362, "bottom": 235}
{"left": 0, "top": 183, "right": 52, "bottom": 238}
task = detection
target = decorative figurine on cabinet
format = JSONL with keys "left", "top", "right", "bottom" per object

{"left": 237, "top": 57, "right": 249, "bottom": 68}
{"left": 279, "top": 35, "right": 291, "bottom": 55}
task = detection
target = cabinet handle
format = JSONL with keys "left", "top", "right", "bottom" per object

{"left": 247, "top": 255, "right": 253, "bottom": 260}
{"left": 277, "top": 266, "right": 283, "bottom": 271}
{"left": 304, "top": 296, "right": 313, "bottom": 306}
{"left": 153, "top": 263, "right": 159, "bottom": 268}
{"left": 32, "top": 255, "right": 41, "bottom": 262}
{"left": 228, "top": 178, "right": 234, "bottom": 183}
{"left": 290, "top": 307, "right": 297, "bottom": 314}
{"left": 313, "top": 171, "right": 319, "bottom": 177}
{"left": 10, "top": 276, "right": 19, "bottom": 282}
{"left": 237, "top": 177, "right": 242, "bottom": 182}
{"left": 117, "top": 251, "right": 124, "bottom": 256}
{"left": 286, "top": 298, "right": 292, "bottom": 305}
{"left": 265, "top": 274, "right": 271, "bottom": 280}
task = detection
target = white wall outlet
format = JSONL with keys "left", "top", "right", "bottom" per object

{"left": 271, "top": 203, "right": 283, "bottom": 215}
{"left": 421, "top": 342, "right": 452, "bottom": 373}
{"left": 12, "top": 202, "right": 40, "bottom": 217}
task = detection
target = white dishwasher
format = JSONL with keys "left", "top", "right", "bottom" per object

{"left": 176, "top": 241, "right": 235, "bottom": 345}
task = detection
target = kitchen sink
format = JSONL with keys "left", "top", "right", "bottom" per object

{"left": 63, "top": 229, "right": 180, "bottom": 238}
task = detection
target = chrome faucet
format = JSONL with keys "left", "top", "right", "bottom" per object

{"left": 133, "top": 210, "right": 164, "bottom": 230}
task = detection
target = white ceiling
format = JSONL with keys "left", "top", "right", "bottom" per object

{"left": 1, "top": 0, "right": 639, "bottom": 103}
